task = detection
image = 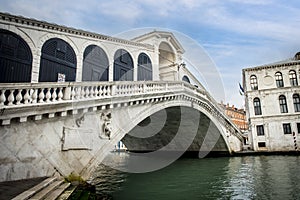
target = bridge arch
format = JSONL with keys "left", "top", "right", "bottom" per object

{"left": 113, "top": 100, "right": 231, "bottom": 153}
{"left": 82, "top": 98, "right": 235, "bottom": 176}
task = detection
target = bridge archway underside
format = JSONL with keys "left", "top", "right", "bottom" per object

{"left": 0, "top": 81, "right": 243, "bottom": 182}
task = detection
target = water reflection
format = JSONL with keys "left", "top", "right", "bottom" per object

{"left": 92, "top": 154, "right": 300, "bottom": 200}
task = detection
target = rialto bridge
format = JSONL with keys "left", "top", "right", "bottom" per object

{"left": 0, "top": 12, "right": 243, "bottom": 182}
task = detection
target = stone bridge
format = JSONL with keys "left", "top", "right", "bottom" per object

{"left": 0, "top": 81, "right": 243, "bottom": 182}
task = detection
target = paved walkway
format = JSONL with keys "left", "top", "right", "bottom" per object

{"left": 0, "top": 177, "right": 46, "bottom": 200}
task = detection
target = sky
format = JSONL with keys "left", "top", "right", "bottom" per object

{"left": 1, "top": 0, "right": 300, "bottom": 107}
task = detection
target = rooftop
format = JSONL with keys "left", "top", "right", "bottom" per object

{"left": 243, "top": 52, "right": 300, "bottom": 72}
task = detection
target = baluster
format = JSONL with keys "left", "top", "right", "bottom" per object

{"left": 45, "top": 88, "right": 51, "bottom": 102}
{"left": 85, "top": 86, "right": 89, "bottom": 98}
{"left": 94, "top": 86, "right": 99, "bottom": 97}
{"left": 58, "top": 87, "right": 63, "bottom": 101}
{"left": 31, "top": 89, "right": 38, "bottom": 103}
{"left": 107, "top": 85, "right": 111, "bottom": 96}
{"left": 24, "top": 89, "right": 30, "bottom": 104}
{"left": 38, "top": 88, "right": 45, "bottom": 103}
{"left": 90, "top": 86, "right": 95, "bottom": 97}
{"left": 102, "top": 86, "right": 107, "bottom": 96}
{"left": 70, "top": 86, "right": 76, "bottom": 100}
{"left": 99, "top": 86, "right": 103, "bottom": 97}
{"left": 7, "top": 89, "right": 15, "bottom": 106}
{"left": 75, "top": 86, "right": 81, "bottom": 99}
{"left": 0, "top": 89, "right": 6, "bottom": 106}
{"left": 81, "top": 86, "right": 86, "bottom": 98}
{"left": 52, "top": 88, "right": 57, "bottom": 102}
{"left": 57, "top": 87, "right": 64, "bottom": 101}
{"left": 15, "top": 89, "right": 22, "bottom": 105}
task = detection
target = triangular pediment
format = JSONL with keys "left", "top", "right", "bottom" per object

{"left": 132, "top": 31, "right": 185, "bottom": 54}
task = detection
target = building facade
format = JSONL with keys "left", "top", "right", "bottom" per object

{"left": 243, "top": 52, "right": 300, "bottom": 151}
{"left": 0, "top": 12, "right": 203, "bottom": 88}
{"left": 220, "top": 103, "right": 248, "bottom": 132}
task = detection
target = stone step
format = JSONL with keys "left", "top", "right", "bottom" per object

{"left": 44, "top": 182, "right": 71, "bottom": 200}
{"left": 56, "top": 185, "right": 77, "bottom": 200}
{"left": 29, "top": 180, "right": 64, "bottom": 200}
{"left": 12, "top": 177, "right": 57, "bottom": 200}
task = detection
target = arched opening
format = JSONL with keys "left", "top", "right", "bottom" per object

{"left": 39, "top": 38, "right": 76, "bottom": 82}
{"left": 82, "top": 45, "right": 109, "bottom": 81}
{"left": 182, "top": 75, "right": 190, "bottom": 83}
{"left": 0, "top": 29, "right": 32, "bottom": 83}
{"left": 122, "top": 106, "right": 229, "bottom": 154}
{"left": 138, "top": 53, "right": 152, "bottom": 81}
{"left": 113, "top": 49, "right": 133, "bottom": 81}
{"left": 158, "top": 42, "right": 176, "bottom": 81}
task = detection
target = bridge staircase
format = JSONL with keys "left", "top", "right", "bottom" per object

{"left": 11, "top": 177, "right": 76, "bottom": 200}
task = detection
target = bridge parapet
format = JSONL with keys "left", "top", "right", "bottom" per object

{"left": 0, "top": 81, "right": 242, "bottom": 141}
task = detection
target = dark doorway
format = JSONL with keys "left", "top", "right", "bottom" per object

{"left": 113, "top": 49, "right": 133, "bottom": 81}
{"left": 138, "top": 53, "right": 152, "bottom": 81}
{"left": 0, "top": 29, "right": 32, "bottom": 83}
{"left": 39, "top": 38, "right": 76, "bottom": 82}
{"left": 82, "top": 45, "right": 109, "bottom": 81}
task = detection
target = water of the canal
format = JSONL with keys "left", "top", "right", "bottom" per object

{"left": 90, "top": 153, "right": 300, "bottom": 200}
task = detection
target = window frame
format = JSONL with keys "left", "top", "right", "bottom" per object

{"left": 256, "top": 125, "right": 265, "bottom": 136}
{"left": 293, "top": 94, "right": 300, "bottom": 112}
{"left": 289, "top": 70, "right": 298, "bottom": 86}
{"left": 279, "top": 95, "right": 288, "bottom": 113}
{"left": 283, "top": 123, "right": 292, "bottom": 134}
{"left": 253, "top": 97, "right": 262, "bottom": 115}
{"left": 275, "top": 72, "right": 284, "bottom": 88}
{"left": 250, "top": 75, "right": 258, "bottom": 90}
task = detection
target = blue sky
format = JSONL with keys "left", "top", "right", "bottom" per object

{"left": 1, "top": 0, "right": 300, "bottom": 107}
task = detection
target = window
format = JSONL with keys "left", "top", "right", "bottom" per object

{"left": 283, "top": 123, "right": 292, "bottom": 134}
{"left": 297, "top": 123, "right": 300, "bottom": 134}
{"left": 182, "top": 75, "right": 190, "bottom": 83}
{"left": 279, "top": 95, "right": 288, "bottom": 113}
{"left": 293, "top": 94, "right": 300, "bottom": 112}
{"left": 258, "top": 142, "right": 266, "bottom": 148}
{"left": 289, "top": 70, "right": 298, "bottom": 86}
{"left": 253, "top": 98, "right": 262, "bottom": 115}
{"left": 257, "top": 125, "right": 265, "bottom": 136}
{"left": 250, "top": 75, "right": 258, "bottom": 90}
{"left": 275, "top": 72, "right": 284, "bottom": 87}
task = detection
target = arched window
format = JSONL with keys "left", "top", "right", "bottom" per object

{"left": 39, "top": 38, "right": 76, "bottom": 82}
{"left": 275, "top": 72, "right": 284, "bottom": 88}
{"left": 82, "top": 45, "right": 109, "bottom": 81}
{"left": 250, "top": 75, "right": 258, "bottom": 90}
{"left": 253, "top": 98, "right": 262, "bottom": 115}
{"left": 279, "top": 95, "right": 288, "bottom": 113}
{"left": 138, "top": 53, "right": 152, "bottom": 81}
{"left": 293, "top": 94, "right": 300, "bottom": 112}
{"left": 182, "top": 75, "right": 190, "bottom": 83}
{"left": 113, "top": 49, "right": 133, "bottom": 81}
{"left": 0, "top": 29, "right": 32, "bottom": 82}
{"left": 289, "top": 70, "right": 298, "bottom": 86}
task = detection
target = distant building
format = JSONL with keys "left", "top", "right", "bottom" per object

{"left": 242, "top": 52, "right": 300, "bottom": 152}
{"left": 220, "top": 103, "right": 248, "bottom": 132}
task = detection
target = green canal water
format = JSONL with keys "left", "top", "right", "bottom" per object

{"left": 91, "top": 154, "right": 300, "bottom": 200}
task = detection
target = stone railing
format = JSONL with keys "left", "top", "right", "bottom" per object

{"left": 0, "top": 81, "right": 196, "bottom": 107}
{"left": 0, "top": 81, "right": 243, "bottom": 140}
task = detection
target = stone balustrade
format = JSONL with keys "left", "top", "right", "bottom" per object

{"left": 0, "top": 81, "right": 243, "bottom": 141}
{"left": 0, "top": 81, "right": 202, "bottom": 123}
